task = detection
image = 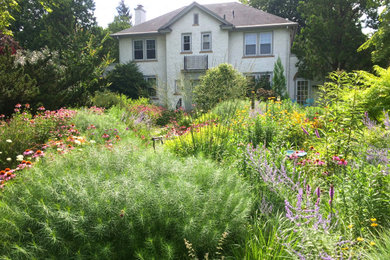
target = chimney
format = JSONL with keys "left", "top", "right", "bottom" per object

{"left": 134, "top": 5, "right": 146, "bottom": 25}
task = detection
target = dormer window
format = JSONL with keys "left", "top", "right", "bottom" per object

{"left": 193, "top": 13, "right": 199, "bottom": 25}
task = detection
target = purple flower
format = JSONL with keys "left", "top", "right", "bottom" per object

{"left": 315, "top": 187, "right": 321, "bottom": 198}
{"left": 301, "top": 126, "right": 309, "bottom": 136}
{"left": 315, "top": 129, "right": 321, "bottom": 138}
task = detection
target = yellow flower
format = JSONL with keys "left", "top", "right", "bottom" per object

{"left": 342, "top": 247, "right": 349, "bottom": 250}
{"left": 370, "top": 241, "right": 376, "bottom": 246}
{"left": 370, "top": 218, "right": 376, "bottom": 222}
{"left": 371, "top": 223, "right": 378, "bottom": 227}
{"left": 357, "top": 237, "right": 364, "bottom": 242}
{"left": 347, "top": 224, "right": 353, "bottom": 229}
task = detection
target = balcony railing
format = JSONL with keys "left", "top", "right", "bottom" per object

{"left": 184, "top": 55, "right": 208, "bottom": 71}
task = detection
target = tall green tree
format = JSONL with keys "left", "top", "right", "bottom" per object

{"left": 272, "top": 57, "right": 288, "bottom": 99}
{"left": 240, "top": 0, "right": 304, "bottom": 29}
{"left": 9, "top": 0, "right": 96, "bottom": 51}
{"left": 359, "top": 3, "right": 390, "bottom": 67}
{"left": 293, "top": 0, "right": 377, "bottom": 79}
{"left": 107, "top": 0, "right": 132, "bottom": 61}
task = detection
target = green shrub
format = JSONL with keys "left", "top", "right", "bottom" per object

{"left": 90, "top": 90, "right": 135, "bottom": 109}
{"left": 272, "top": 57, "right": 288, "bottom": 99}
{"left": 193, "top": 63, "right": 248, "bottom": 111}
{"left": 107, "top": 61, "right": 149, "bottom": 99}
{"left": 0, "top": 138, "right": 252, "bottom": 259}
{"left": 359, "top": 65, "right": 390, "bottom": 120}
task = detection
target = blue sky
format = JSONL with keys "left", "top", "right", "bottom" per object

{"left": 94, "top": 0, "right": 239, "bottom": 28}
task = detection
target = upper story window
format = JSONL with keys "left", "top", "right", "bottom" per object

{"left": 193, "top": 13, "right": 199, "bottom": 25}
{"left": 244, "top": 32, "right": 273, "bottom": 56}
{"left": 201, "top": 32, "right": 212, "bottom": 51}
{"left": 260, "top": 32, "right": 272, "bottom": 54}
{"left": 133, "top": 39, "right": 156, "bottom": 60}
{"left": 182, "top": 33, "right": 192, "bottom": 52}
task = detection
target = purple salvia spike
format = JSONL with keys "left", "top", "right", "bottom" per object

{"left": 315, "top": 128, "right": 321, "bottom": 138}
{"left": 315, "top": 187, "right": 321, "bottom": 198}
{"left": 301, "top": 126, "right": 309, "bottom": 135}
{"left": 329, "top": 184, "right": 334, "bottom": 201}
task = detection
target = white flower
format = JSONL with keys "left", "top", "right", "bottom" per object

{"left": 6, "top": 157, "right": 12, "bottom": 161}
{"left": 16, "top": 155, "right": 24, "bottom": 161}
{"left": 6, "top": 139, "right": 12, "bottom": 143}
{"left": 0, "top": 151, "right": 2, "bottom": 154}
{"left": 74, "top": 140, "right": 81, "bottom": 145}
{"left": 90, "top": 140, "right": 96, "bottom": 144}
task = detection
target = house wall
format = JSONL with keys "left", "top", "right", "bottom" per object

{"left": 117, "top": 10, "right": 300, "bottom": 107}
{"left": 165, "top": 6, "right": 230, "bottom": 108}
{"left": 118, "top": 35, "right": 167, "bottom": 103}
{"left": 228, "top": 28, "right": 294, "bottom": 96}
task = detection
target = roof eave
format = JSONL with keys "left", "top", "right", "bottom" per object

{"left": 233, "top": 22, "right": 298, "bottom": 31}
{"left": 111, "top": 31, "right": 160, "bottom": 37}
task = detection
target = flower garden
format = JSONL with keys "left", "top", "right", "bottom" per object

{"left": 1, "top": 73, "right": 390, "bottom": 259}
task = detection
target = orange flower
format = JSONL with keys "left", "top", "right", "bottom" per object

{"left": 5, "top": 168, "right": 10, "bottom": 172}
{"left": 371, "top": 223, "right": 378, "bottom": 227}
{"left": 0, "top": 170, "right": 5, "bottom": 175}
{"left": 26, "top": 161, "right": 32, "bottom": 165}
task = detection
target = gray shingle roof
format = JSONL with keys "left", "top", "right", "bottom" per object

{"left": 111, "top": 1, "right": 296, "bottom": 37}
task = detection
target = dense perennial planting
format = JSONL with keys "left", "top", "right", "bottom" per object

{"left": 1, "top": 69, "right": 389, "bottom": 260}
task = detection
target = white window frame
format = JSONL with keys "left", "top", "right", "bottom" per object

{"left": 295, "top": 79, "right": 310, "bottom": 105}
{"left": 244, "top": 33, "right": 257, "bottom": 56}
{"left": 244, "top": 32, "right": 273, "bottom": 56}
{"left": 201, "top": 32, "right": 212, "bottom": 51}
{"left": 133, "top": 40, "right": 144, "bottom": 60}
{"left": 133, "top": 39, "right": 157, "bottom": 61}
{"left": 144, "top": 76, "right": 158, "bottom": 98}
{"left": 182, "top": 33, "right": 192, "bottom": 52}
{"left": 259, "top": 32, "right": 273, "bottom": 55}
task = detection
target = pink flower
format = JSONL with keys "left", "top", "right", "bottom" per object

{"left": 332, "top": 155, "right": 340, "bottom": 161}
{"left": 15, "top": 103, "right": 22, "bottom": 108}
{"left": 38, "top": 106, "right": 45, "bottom": 111}
{"left": 338, "top": 158, "right": 348, "bottom": 166}
{"left": 23, "top": 149, "right": 34, "bottom": 156}
{"left": 102, "top": 133, "right": 110, "bottom": 139}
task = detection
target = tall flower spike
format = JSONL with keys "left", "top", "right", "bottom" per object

{"left": 316, "top": 187, "right": 321, "bottom": 198}
{"left": 329, "top": 184, "right": 334, "bottom": 200}
{"left": 315, "top": 129, "right": 321, "bottom": 138}
{"left": 301, "top": 126, "right": 309, "bottom": 136}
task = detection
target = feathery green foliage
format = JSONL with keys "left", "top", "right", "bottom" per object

{"left": 0, "top": 133, "right": 252, "bottom": 259}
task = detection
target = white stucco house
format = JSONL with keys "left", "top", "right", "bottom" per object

{"left": 112, "top": 1, "right": 314, "bottom": 109}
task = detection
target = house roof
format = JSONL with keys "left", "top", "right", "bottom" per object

{"left": 111, "top": 1, "right": 297, "bottom": 37}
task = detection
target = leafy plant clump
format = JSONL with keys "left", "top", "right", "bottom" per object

{"left": 193, "top": 63, "right": 248, "bottom": 111}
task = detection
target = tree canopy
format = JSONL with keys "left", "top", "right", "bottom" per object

{"left": 9, "top": 0, "right": 96, "bottom": 51}
{"left": 359, "top": 3, "right": 390, "bottom": 67}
